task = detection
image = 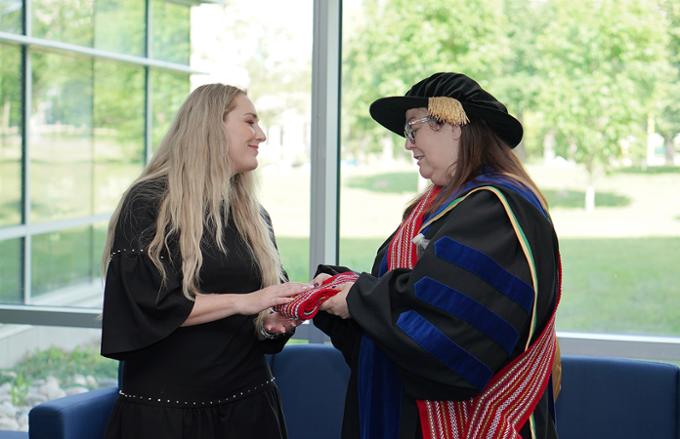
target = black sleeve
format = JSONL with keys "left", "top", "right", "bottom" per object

{"left": 259, "top": 332, "right": 294, "bottom": 354}
{"left": 346, "top": 190, "right": 556, "bottom": 401}
{"left": 312, "top": 264, "right": 362, "bottom": 364}
{"left": 100, "top": 194, "right": 194, "bottom": 360}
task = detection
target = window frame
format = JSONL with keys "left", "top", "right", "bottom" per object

{"left": 1, "top": 0, "right": 678, "bottom": 361}
{"left": 0, "top": 0, "right": 204, "bottom": 305}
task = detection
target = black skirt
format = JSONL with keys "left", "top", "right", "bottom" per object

{"left": 104, "top": 383, "right": 287, "bottom": 439}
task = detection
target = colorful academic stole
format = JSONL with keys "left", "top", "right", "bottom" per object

{"left": 387, "top": 185, "right": 441, "bottom": 269}
{"left": 389, "top": 185, "right": 560, "bottom": 439}
{"left": 274, "top": 271, "right": 359, "bottom": 320}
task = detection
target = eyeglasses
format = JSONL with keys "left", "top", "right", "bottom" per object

{"left": 404, "top": 116, "right": 439, "bottom": 144}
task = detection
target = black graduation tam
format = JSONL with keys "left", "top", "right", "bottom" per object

{"left": 369, "top": 72, "right": 524, "bottom": 148}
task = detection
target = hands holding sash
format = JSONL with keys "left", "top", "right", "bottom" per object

{"left": 271, "top": 272, "right": 358, "bottom": 321}
{"left": 317, "top": 281, "right": 354, "bottom": 319}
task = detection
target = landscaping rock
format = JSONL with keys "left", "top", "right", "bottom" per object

{"left": 65, "top": 386, "right": 90, "bottom": 396}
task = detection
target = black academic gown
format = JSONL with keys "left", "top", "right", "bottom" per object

{"left": 101, "top": 183, "right": 290, "bottom": 439}
{"left": 315, "top": 181, "right": 559, "bottom": 439}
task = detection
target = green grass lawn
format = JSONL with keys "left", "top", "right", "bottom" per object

{"left": 345, "top": 171, "right": 418, "bottom": 194}
{"left": 278, "top": 236, "right": 680, "bottom": 337}
{"left": 542, "top": 189, "right": 631, "bottom": 208}
{"left": 1, "top": 163, "right": 678, "bottom": 339}
{"left": 0, "top": 225, "right": 107, "bottom": 302}
{"left": 5, "top": 225, "right": 674, "bottom": 337}
{"left": 557, "top": 237, "right": 680, "bottom": 335}
{"left": 344, "top": 170, "right": 634, "bottom": 209}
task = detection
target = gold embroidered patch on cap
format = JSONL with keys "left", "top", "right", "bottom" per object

{"left": 428, "top": 97, "right": 469, "bottom": 126}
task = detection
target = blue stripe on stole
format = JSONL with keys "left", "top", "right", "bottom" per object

{"left": 378, "top": 253, "right": 388, "bottom": 277}
{"left": 413, "top": 277, "right": 519, "bottom": 355}
{"left": 396, "top": 311, "right": 492, "bottom": 390}
{"left": 434, "top": 237, "right": 534, "bottom": 312}
{"left": 359, "top": 253, "right": 402, "bottom": 438}
{"left": 358, "top": 336, "right": 401, "bottom": 439}
{"left": 474, "top": 174, "right": 547, "bottom": 218}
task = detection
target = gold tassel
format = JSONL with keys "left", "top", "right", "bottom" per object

{"left": 428, "top": 97, "right": 470, "bottom": 126}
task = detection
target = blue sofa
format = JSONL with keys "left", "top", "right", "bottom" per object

{"left": 21, "top": 346, "right": 680, "bottom": 439}
{"left": 556, "top": 355, "right": 680, "bottom": 439}
{"left": 26, "top": 345, "right": 349, "bottom": 439}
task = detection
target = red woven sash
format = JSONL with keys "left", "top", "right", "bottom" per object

{"left": 274, "top": 272, "right": 359, "bottom": 320}
{"left": 387, "top": 185, "right": 441, "bottom": 271}
{"left": 388, "top": 186, "right": 560, "bottom": 439}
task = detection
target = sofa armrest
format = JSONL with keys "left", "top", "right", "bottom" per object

{"left": 0, "top": 431, "right": 28, "bottom": 439}
{"left": 28, "top": 386, "right": 118, "bottom": 439}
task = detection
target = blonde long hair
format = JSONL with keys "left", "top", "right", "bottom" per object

{"left": 103, "top": 84, "right": 282, "bottom": 300}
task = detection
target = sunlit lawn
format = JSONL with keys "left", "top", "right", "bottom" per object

{"left": 2, "top": 156, "right": 679, "bottom": 337}
{"left": 272, "top": 162, "right": 680, "bottom": 338}
{"left": 278, "top": 236, "right": 680, "bottom": 337}
{"left": 556, "top": 237, "right": 680, "bottom": 335}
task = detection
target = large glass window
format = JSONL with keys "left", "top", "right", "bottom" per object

{"left": 0, "top": 1, "right": 211, "bottom": 433}
{"left": 0, "top": 238, "right": 22, "bottom": 304}
{"left": 6, "top": 1, "right": 203, "bottom": 305}
{"left": 339, "top": 0, "right": 423, "bottom": 276}
{"left": 93, "top": 0, "right": 145, "bottom": 56}
{"left": 32, "top": 0, "right": 95, "bottom": 47}
{"left": 93, "top": 61, "right": 145, "bottom": 214}
{"left": 32, "top": 0, "right": 144, "bottom": 56}
{"left": 0, "top": 0, "right": 22, "bottom": 33}
{"left": 339, "top": 0, "right": 680, "bottom": 338}
{"left": 30, "top": 224, "right": 104, "bottom": 303}
{"left": 29, "top": 53, "right": 144, "bottom": 222}
{"left": 150, "top": 0, "right": 190, "bottom": 64}
{"left": 30, "top": 50, "right": 94, "bottom": 223}
{"left": 150, "top": 69, "right": 190, "bottom": 150}
{"left": 191, "top": 0, "right": 313, "bottom": 281}
{"left": 0, "top": 43, "right": 22, "bottom": 227}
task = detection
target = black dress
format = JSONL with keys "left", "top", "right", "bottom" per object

{"left": 101, "top": 184, "right": 290, "bottom": 439}
{"left": 314, "top": 178, "right": 559, "bottom": 439}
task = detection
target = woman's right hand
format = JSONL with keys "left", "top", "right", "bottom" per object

{"left": 238, "top": 282, "right": 312, "bottom": 315}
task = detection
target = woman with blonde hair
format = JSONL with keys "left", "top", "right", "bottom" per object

{"left": 100, "top": 83, "right": 308, "bottom": 438}
{"left": 314, "top": 72, "right": 561, "bottom": 439}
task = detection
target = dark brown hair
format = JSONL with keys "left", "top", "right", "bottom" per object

{"left": 404, "top": 119, "right": 547, "bottom": 218}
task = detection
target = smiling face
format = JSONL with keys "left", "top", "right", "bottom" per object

{"left": 223, "top": 94, "right": 266, "bottom": 174}
{"left": 404, "top": 107, "right": 461, "bottom": 186}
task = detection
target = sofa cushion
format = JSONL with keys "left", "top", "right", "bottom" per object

{"left": 270, "top": 344, "right": 350, "bottom": 439}
{"left": 556, "top": 355, "right": 680, "bottom": 439}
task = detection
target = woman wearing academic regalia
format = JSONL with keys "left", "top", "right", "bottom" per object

{"left": 314, "top": 72, "right": 561, "bottom": 439}
{"left": 100, "top": 84, "right": 308, "bottom": 439}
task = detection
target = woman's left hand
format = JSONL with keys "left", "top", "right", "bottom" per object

{"left": 311, "top": 272, "right": 332, "bottom": 287}
{"left": 319, "top": 282, "right": 354, "bottom": 319}
{"left": 262, "top": 311, "right": 302, "bottom": 335}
